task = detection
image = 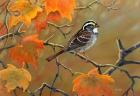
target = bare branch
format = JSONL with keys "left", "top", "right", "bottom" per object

{"left": 34, "top": 83, "right": 69, "bottom": 96}
{"left": 57, "top": 61, "right": 75, "bottom": 76}
{"left": 97, "top": 0, "right": 119, "bottom": 11}
{"left": 47, "top": 22, "right": 73, "bottom": 38}
{"left": 0, "top": 22, "right": 24, "bottom": 42}
{"left": 106, "top": 40, "right": 140, "bottom": 75}
{"left": 0, "top": 44, "right": 15, "bottom": 52}
{"left": 75, "top": 0, "right": 98, "bottom": 10}
{"left": 0, "top": 60, "right": 7, "bottom": 68}
{"left": 44, "top": 39, "right": 140, "bottom": 96}
{"left": 49, "top": 58, "right": 60, "bottom": 96}
{"left": 132, "top": 76, "right": 140, "bottom": 79}
{"left": 121, "top": 71, "right": 136, "bottom": 96}
{"left": 125, "top": 42, "right": 140, "bottom": 54}
{"left": 0, "top": 31, "right": 24, "bottom": 41}
{"left": 124, "top": 60, "right": 140, "bottom": 65}
{"left": 117, "top": 39, "right": 125, "bottom": 50}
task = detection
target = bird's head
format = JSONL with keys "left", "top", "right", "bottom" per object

{"left": 82, "top": 20, "right": 99, "bottom": 34}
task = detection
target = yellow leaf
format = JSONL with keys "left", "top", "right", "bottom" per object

{"left": 7, "top": 0, "right": 42, "bottom": 29}
{"left": 73, "top": 68, "right": 115, "bottom": 96}
{"left": 0, "top": 64, "right": 31, "bottom": 92}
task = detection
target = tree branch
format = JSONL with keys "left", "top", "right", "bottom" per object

{"left": 47, "top": 22, "right": 73, "bottom": 38}
{"left": 44, "top": 39, "right": 140, "bottom": 96}
{"left": 33, "top": 83, "right": 69, "bottom": 96}
{"left": 49, "top": 58, "right": 60, "bottom": 96}
{"left": 0, "top": 60, "right": 7, "bottom": 68}
{"left": 106, "top": 40, "right": 140, "bottom": 75}
{"left": 75, "top": 0, "right": 98, "bottom": 10}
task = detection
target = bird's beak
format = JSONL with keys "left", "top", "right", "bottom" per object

{"left": 95, "top": 24, "right": 99, "bottom": 28}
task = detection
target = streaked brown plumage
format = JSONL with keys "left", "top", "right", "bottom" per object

{"left": 46, "top": 21, "right": 99, "bottom": 62}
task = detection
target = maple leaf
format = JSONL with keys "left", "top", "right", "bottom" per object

{"left": 34, "top": 11, "right": 62, "bottom": 32}
{"left": 34, "top": 11, "right": 48, "bottom": 32}
{"left": 45, "top": 0, "right": 76, "bottom": 21}
{"left": 73, "top": 68, "right": 115, "bottom": 96}
{"left": 9, "top": 34, "right": 44, "bottom": 68}
{"left": 7, "top": 0, "right": 42, "bottom": 29}
{"left": 34, "top": 0, "right": 76, "bottom": 32}
{"left": 0, "top": 64, "right": 31, "bottom": 92}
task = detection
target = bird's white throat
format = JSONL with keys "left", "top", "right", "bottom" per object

{"left": 93, "top": 28, "right": 98, "bottom": 33}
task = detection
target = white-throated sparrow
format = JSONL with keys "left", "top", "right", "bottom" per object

{"left": 46, "top": 20, "right": 99, "bottom": 62}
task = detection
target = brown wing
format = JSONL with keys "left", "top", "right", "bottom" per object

{"left": 66, "top": 30, "right": 92, "bottom": 51}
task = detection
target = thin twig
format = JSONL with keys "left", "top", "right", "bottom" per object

{"left": 75, "top": 0, "right": 98, "bottom": 10}
{"left": 47, "top": 22, "right": 73, "bottom": 38}
{"left": 34, "top": 83, "right": 69, "bottom": 96}
{"left": 57, "top": 61, "right": 75, "bottom": 76}
{"left": 0, "top": 60, "right": 7, "bottom": 68}
{"left": 0, "top": 44, "right": 15, "bottom": 52}
{"left": 50, "top": 58, "right": 60, "bottom": 96}
{"left": 75, "top": 0, "right": 119, "bottom": 11}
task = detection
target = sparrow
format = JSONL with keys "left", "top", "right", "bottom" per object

{"left": 46, "top": 20, "right": 99, "bottom": 62}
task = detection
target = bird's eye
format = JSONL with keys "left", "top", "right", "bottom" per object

{"left": 88, "top": 24, "right": 94, "bottom": 27}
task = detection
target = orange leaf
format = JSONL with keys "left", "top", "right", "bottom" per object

{"left": 45, "top": 0, "right": 76, "bottom": 21}
{"left": 9, "top": 34, "right": 44, "bottom": 68}
{"left": 73, "top": 68, "right": 115, "bottom": 96}
{"left": 34, "top": 0, "right": 76, "bottom": 32}
{"left": 22, "top": 34, "right": 44, "bottom": 49}
{"left": 34, "top": 11, "right": 62, "bottom": 32}
{"left": 0, "top": 64, "right": 31, "bottom": 92}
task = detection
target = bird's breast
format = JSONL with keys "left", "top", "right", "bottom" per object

{"left": 79, "top": 34, "right": 97, "bottom": 52}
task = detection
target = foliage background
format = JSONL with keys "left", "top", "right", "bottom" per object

{"left": 0, "top": 0, "right": 140, "bottom": 96}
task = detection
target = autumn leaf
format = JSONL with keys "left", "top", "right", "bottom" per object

{"left": 9, "top": 34, "right": 44, "bottom": 68}
{"left": 45, "top": 0, "right": 76, "bottom": 21}
{"left": 34, "top": 11, "right": 62, "bottom": 32}
{"left": 7, "top": 0, "right": 42, "bottom": 29}
{"left": 73, "top": 68, "right": 115, "bottom": 96}
{"left": 22, "top": 34, "right": 44, "bottom": 49}
{"left": 34, "top": 0, "right": 76, "bottom": 32}
{"left": 0, "top": 64, "right": 31, "bottom": 92}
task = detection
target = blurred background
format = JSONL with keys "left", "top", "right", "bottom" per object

{"left": 0, "top": 0, "right": 140, "bottom": 96}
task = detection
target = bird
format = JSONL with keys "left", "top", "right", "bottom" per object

{"left": 46, "top": 20, "right": 99, "bottom": 62}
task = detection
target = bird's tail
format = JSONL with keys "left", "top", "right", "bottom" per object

{"left": 46, "top": 50, "right": 65, "bottom": 62}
